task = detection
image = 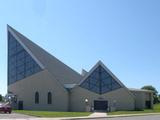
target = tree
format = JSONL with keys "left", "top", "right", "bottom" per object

{"left": 141, "top": 85, "right": 159, "bottom": 104}
{"left": 0, "top": 94, "right": 2, "bottom": 101}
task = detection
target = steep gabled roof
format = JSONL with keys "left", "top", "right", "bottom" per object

{"left": 79, "top": 61, "right": 124, "bottom": 86}
{"left": 79, "top": 61, "right": 135, "bottom": 97}
{"left": 7, "top": 25, "right": 83, "bottom": 85}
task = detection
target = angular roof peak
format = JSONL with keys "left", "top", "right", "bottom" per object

{"left": 97, "top": 60, "right": 103, "bottom": 64}
{"left": 7, "top": 26, "right": 83, "bottom": 85}
{"left": 7, "top": 24, "right": 10, "bottom": 28}
{"left": 7, "top": 25, "right": 17, "bottom": 33}
{"left": 8, "top": 25, "right": 45, "bottom": 69}
{"left": 79, "top": 61, "right": 116, "bottom": 85}
{"left": 94, "top": 60, "right": 109, "bottom": 68}
{"left": 78, "top": 61, "right": 135, "bottom": 97}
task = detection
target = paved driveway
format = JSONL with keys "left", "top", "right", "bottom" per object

{"left": 0, "top": 112, "right": 35, "bottom": 119}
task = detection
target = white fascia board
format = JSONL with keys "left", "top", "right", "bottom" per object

{"left": 78, "top": 61, "right": 101, "bottom": 85}
{"left": 98, "top": 61, "right": 135, "bottom": 99}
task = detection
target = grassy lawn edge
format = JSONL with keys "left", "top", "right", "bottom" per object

{"left": 13, "top": 110, "right": 91, "bottom": 117}
{"left": 108, "top": 104, "right": 160, "bottom": 115}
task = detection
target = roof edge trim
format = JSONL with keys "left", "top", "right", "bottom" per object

{"left": 78, "top": 60, "right": 135, "bottom": 99}
{"left": 7, "top": 25, "right": 45, "bottom": 69}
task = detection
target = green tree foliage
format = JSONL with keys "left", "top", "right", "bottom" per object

{"left": 0, "top": 94, "right": 2, "bottom": 101}
{"left": 141, "top": 85, "right": 159, "bottom": 104}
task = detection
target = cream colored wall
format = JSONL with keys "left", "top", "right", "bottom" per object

{"left": 8, "top": 69, "right": 69, "bottom": 111}
{"left": 8, "top": 69, "right": 153, "bottom": 111}
{"left": 130, "top": 91, "right": 153, "bottom": 109}
{"left": 130, "top": 91, "right": 144, "bottom": 109}
{"left": 70, "top": 86, "right": 135, "bottom": 112}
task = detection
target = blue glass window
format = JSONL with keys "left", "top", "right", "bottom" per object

{"left": 8, "top": 32, "right": 42, "bottom": 85}
{"left": 80, "top": 65, "right": 121, "bottom": 94}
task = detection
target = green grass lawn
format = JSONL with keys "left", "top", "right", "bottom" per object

{"left": 14, "top": 110, "right": 91, "bottom": 117}
{"left": 108, "top": 104, "right": 160, "bottom": 115}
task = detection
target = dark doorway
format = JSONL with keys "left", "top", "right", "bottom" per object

{"left": 145, "top": 101, "right": 151, "bottom": 109}
{"left": 18, "top": 101, "right": 23, "bottom": 110}
{"left": 94, "top": 100, "right": 108, "bottom": 111}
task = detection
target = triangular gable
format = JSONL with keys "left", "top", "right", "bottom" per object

{"left": 8, "top": 27, "right": 43, "bottom": 85}
{"left": 8, "top": 25, "right": 45, "bottom": 69}
{"left": 7, "top": 25, "right": 82, "bottom": 85}
{"left": 79, "top": 61, "right": 134, "bottom": 97}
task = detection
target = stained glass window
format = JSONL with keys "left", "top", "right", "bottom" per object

{"left": 8, "top": 32, "right": 42, "bottom": 85}
{"left": 80, "top": 65, "right": 121, "bottom": 94}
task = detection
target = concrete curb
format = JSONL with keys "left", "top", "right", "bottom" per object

{"left": 107, "top": 113, "right": 160, "bottom": 118}
{"left": 6, "top": 113, "right": 160, "bottom": 120}
{"left": 61, "top": 113, "right": 160, "bottom": 120}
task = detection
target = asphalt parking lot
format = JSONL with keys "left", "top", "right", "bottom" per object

{"left": 0, "top": 112, "right": 35, "bottom": 119}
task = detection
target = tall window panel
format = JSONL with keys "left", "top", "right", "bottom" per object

{"left": 35, "top": 92, "right": 39, "bottom": 104}
{"left": 80, "top": 65, "right": 121, "bottom": 94}
{"left": 8, "top": 32, "right": 42, "bottom": 85}
{"left": 47, "top": 92, "right": 52, "bottom": 104}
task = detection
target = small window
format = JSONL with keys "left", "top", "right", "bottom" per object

{"left": 47, "top": 92, "right": 52, "bottom": 104}
{"left": 35, "top": 92, "right": 39, "bottom": 104}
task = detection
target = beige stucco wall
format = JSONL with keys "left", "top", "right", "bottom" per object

{"left": 8, "top": 69, "right": 69, "bottom": 111}
{"left": 8, "top": 69, "right": 153, "bottom": 112}
{"left": 70, "top": 86, "right": 135, "bottom": 112}
{"left": 130, "top": 91, "right": 153, "bottom": 109}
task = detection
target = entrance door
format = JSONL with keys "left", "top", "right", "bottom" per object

{"left": 94, "top": 100, "right": 108, "bottom": 111}
{"left": 18, "top": 101, "right": 23, "bottom": 110}
{"left": 145, "top": 101, "right": 151, "bottom": 109}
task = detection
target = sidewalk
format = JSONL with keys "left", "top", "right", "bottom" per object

{"left": 30, "top": 112, "right": 107, "bottom": 120}
{"left": 88, "top": 112, "right": 107, "bottom": 117}
{"left": 33, "top": 112, "right": 160, "bottom": 120}
{"left": 2, "top": 112, "right": 160, "bottom": 120}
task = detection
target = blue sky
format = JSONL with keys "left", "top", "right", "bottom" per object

{"left": 0, "top": 0, "right": 160, "bottom": 96}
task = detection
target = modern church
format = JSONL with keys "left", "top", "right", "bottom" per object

{"left": 7, "top": 25, "right": 153, "bottom": 112}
